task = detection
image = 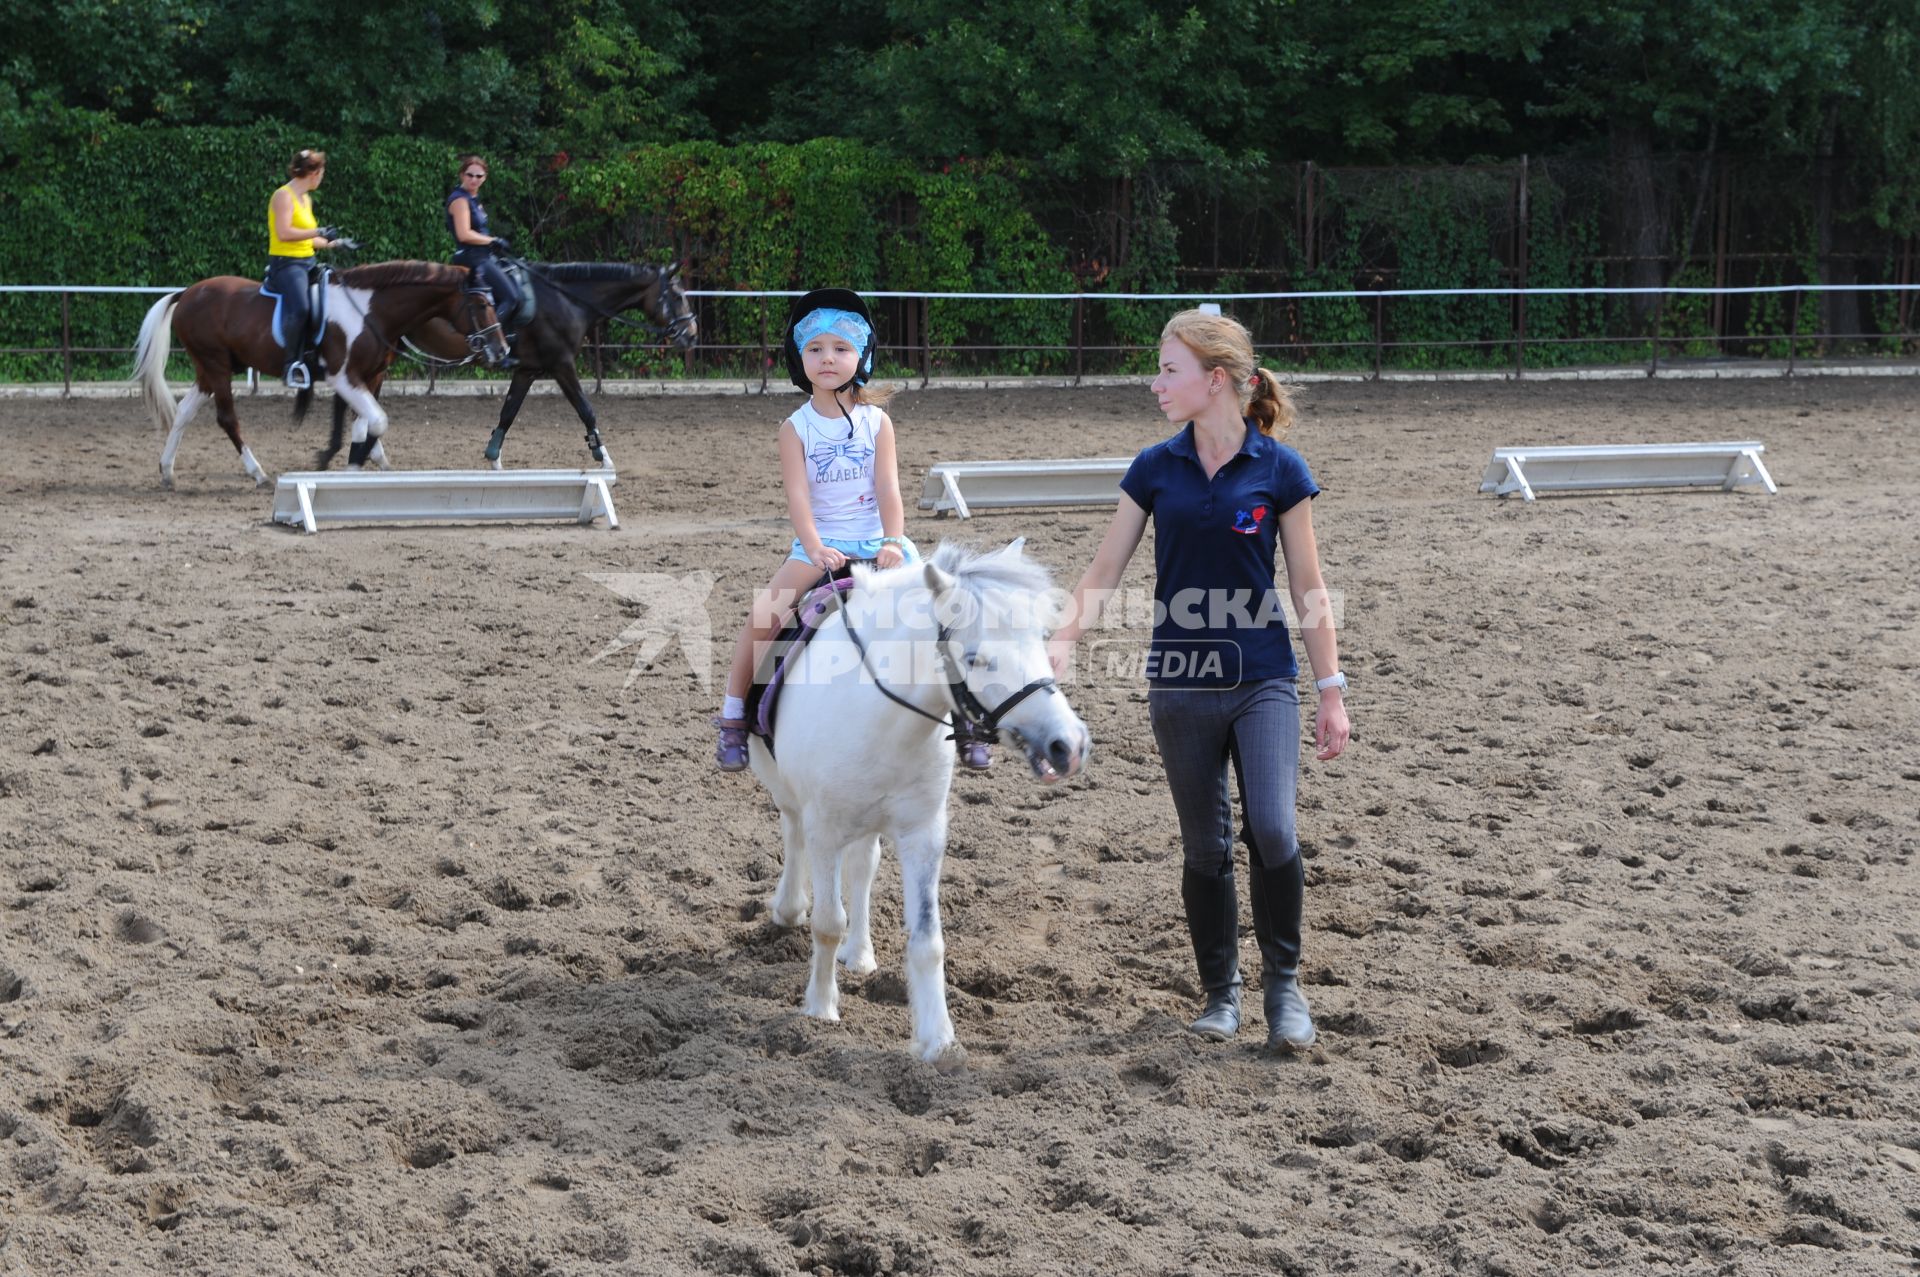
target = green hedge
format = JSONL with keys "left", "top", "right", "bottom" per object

{"left": 0, "top": 118, "right": 1889, "bottom": 382}
{"left": 0, "top": 123, "right": 479, "bottom": 379}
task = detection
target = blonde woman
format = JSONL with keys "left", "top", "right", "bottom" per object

{"left": 1049, "top": 309, "right": 1350, "bottom": 1051}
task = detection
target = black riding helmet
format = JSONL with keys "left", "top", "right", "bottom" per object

{"left": 783, "top": 287, "right": 876, "bottom": 393}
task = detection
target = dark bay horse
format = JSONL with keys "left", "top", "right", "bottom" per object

{"left": 318, "top": 260, "right": 696, "bottom": 472}
{"left": 134, "top": 262, "right": 507, "bottom": 487}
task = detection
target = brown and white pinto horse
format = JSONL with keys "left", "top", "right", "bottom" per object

{"left": 133, "top": 261, "right": 507, "bottom": 487}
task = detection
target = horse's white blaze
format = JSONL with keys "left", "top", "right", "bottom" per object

{"left": 747, "top": 542, "right": 1091, "bottom": 1061}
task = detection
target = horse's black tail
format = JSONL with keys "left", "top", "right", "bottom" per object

{"left": 291, "top": 384, "right": 314, "bottom": 424}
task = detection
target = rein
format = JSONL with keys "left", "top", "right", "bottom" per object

{"left": 831, "top": 585, "right": 1059, "bottom": 749}
{"left": 338, "top": 277, "right": 497, "bottom": 370}
{"left": 515, "top": 259, "right": 696, "bottom": 343}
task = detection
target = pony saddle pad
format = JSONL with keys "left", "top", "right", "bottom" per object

{"left": 259, "top": 267, "right": 331, "bottom": 366}
{"left": 744, "top": 568, "right": 859, "bottom": 758}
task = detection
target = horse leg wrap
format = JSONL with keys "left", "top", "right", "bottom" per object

{"left": 585, "top": 428, "right": 606, "bottom": 464}
{"left": 348, "top": 438, "right": 374, "bottom": 468}
{"left": 485, "top": 426, "right": 508, "bottom": 462}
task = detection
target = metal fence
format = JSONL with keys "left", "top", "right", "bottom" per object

{"left": 3, "top": 282, "right": 1918, "bottom": 395}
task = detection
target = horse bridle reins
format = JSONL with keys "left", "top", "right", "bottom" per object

{"left": 831, "top": 581, "right": 1059, "bottom": 751}
{"left": 395, "top": 262, "right": 690, "bottom": 369}
{"left": 441, "top": 290, "right": 507, "bottom": 364}
{"left": 515, "top": 259, "right": 697, "bottom": 344}
{"left": 325, "top": 267, "right": 503, "bottom": 367}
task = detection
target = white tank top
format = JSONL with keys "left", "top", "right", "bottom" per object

{"left": 789, "top": 400, "right": 884, "bottom": 540}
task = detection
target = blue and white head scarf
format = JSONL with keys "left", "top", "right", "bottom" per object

{"left": 792, "top": 307, "right": 872, "bottom": 351}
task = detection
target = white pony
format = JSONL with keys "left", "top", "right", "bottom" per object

{"left": 750, "top": 540, "right": 1092, "bottom": 1063}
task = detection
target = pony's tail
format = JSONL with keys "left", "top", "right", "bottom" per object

{"left": 133, "top": 291, "right": 182, "bottom": 438}
{"left": 291, "top": 384, "right": 313, "bottom": 424}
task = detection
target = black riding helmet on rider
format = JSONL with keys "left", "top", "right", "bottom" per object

{"left": 775, "top": 287, "right": 994, "bottom": 771}
{"left": 783, "top": 287, "right": 876, "bottom": 394}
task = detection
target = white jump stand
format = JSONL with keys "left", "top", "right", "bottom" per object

{"left": 1480, "top": 442, "right": 1777, "bottom": 501}
{"left": 272, "top": 468, "right": 620, "bottom": 533}
{"left": 918, "top": 458, "right": 1131, "bottom": 518}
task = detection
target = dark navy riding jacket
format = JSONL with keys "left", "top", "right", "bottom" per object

{"left": 1118, "top": 419, "right": 1320, "bottom": 688}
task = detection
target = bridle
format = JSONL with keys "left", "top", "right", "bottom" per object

{"left": 459, "top": 289, "right": 506, "bottom": 361}
{"left": 516, "top": 260, "right": 697, "bottom": 345}
{"left": 834, "top": 582, "right": 1059, "bottom": 751}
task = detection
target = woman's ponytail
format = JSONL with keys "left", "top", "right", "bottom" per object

{"left": 1247, "top": 365, "right": 1296, "bottom": 438}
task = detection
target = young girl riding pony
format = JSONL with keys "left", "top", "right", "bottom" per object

{"left": 713, "top": 289, "right": 990, "bottom": 773}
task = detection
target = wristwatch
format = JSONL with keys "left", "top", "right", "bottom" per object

{"left": 1315, "top": 672, "right": 1347, "bottom": 693}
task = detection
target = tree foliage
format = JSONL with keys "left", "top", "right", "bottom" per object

{"left": 7, "top": 0, "right": 1919, "bottom": 203}
{"left": 4, "top": 0, "right": 1920, "bottom": 380}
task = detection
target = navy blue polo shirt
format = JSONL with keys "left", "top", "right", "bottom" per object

{"left": 1118, "top": 419, "right": 1320, "bottom": 688}
{"left": 446, "top": 188, "right": 490, "bottom": 242}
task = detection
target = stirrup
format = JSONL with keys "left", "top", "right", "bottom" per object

{"left": 283, "top": 361, "right": 311, "bottom": 391}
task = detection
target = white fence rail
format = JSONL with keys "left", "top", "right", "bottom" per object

{"left": 5, "top": 282, "right": 1918, "bottom": 394}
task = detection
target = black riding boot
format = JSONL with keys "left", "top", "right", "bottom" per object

{"left": 1182, "top": 866, "right": 1242, "bottom": 1041}
{"left": 1248, "top": 854, "right": 1314, "bottom": 1051}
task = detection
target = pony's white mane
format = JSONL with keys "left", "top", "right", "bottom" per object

{"left": 927, "top": 540, "right": 1054, "bottom": 603}
{"left": 847, "top": 541, "right": 1056, "bottom": 638}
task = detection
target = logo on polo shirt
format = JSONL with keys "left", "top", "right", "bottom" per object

{"left": 1231, "top": 505, "right": 1268, "bottom": 535}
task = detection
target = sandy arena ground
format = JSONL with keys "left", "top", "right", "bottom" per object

{"left": 1, "top": 376, "right": 1917, "bottom": 1276}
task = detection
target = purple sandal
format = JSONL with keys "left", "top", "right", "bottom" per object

{"left": 713, "top": 717, "right": 750, "bottom": 772}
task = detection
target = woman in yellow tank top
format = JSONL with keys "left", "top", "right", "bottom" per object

{"left": 264, "top": 148, "right": 342, "bottom": 388}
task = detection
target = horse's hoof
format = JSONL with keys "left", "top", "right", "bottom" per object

{"left": 801, "top": 998, "right": 840, "bottom": 1023}
{"left": 159, "top": 472, "right": 174, "bottom": 491}
{"left": 917, "top": 1039, "right": 967, "bottom": 1072}
{"left": 769, "top": 899, "right": 806, "bottom": 929}
{"left": 837, "top": 946, "right": 877, "bottom": 976}
{"left": 489, "top": 457, "right": 504, "bottom": 472}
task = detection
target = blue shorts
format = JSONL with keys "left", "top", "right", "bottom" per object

{"left": 788, "top": 535, "right": 921, "bottom": 566}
